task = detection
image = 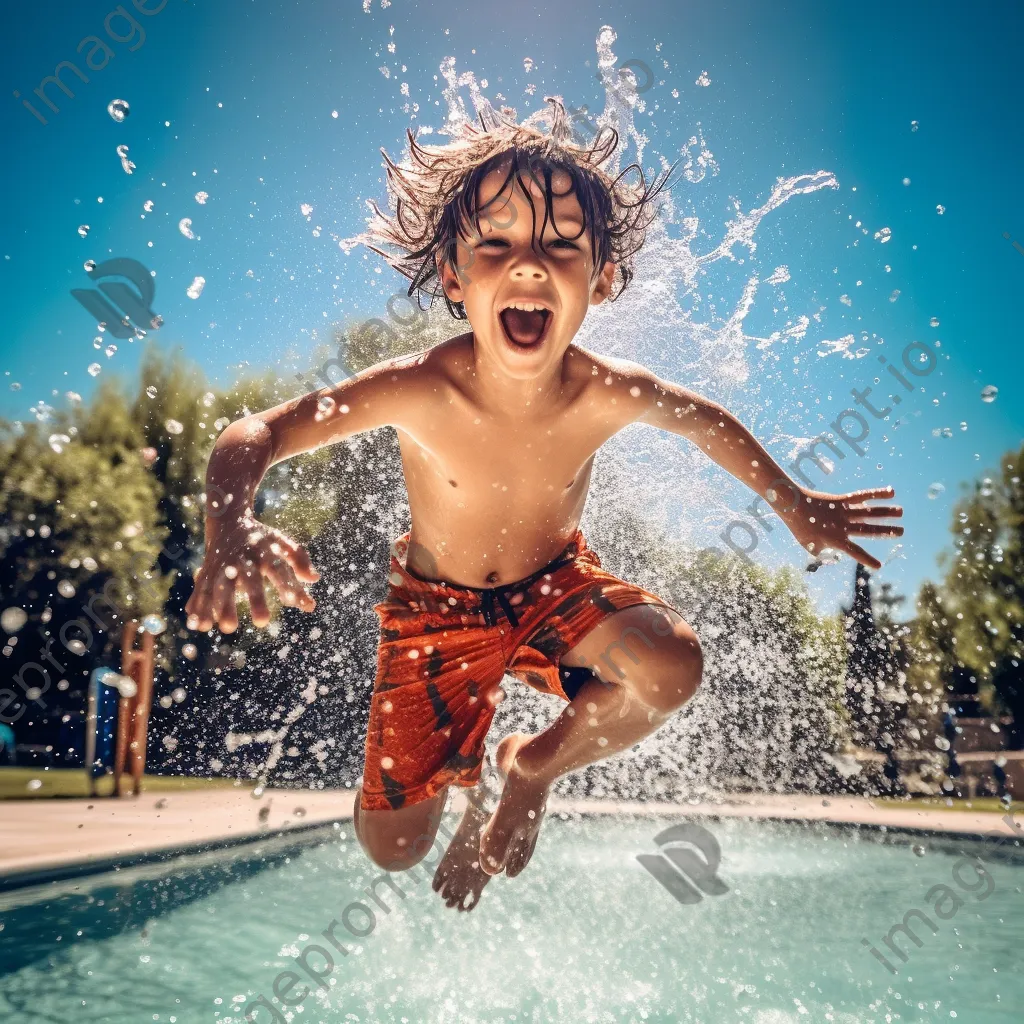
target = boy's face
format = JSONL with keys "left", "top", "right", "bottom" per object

{"left": 436, "top": 161, "right": 616, "bottom": 381}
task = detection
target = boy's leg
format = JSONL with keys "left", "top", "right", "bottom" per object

{"left": 431, "top": 760, "right": 505, "bottom": 912}
{"left": 353, "top": 784, "right": 453, "bottom": 871}
{"left": 479, "top": 604, "right": 702, "bottom": 877}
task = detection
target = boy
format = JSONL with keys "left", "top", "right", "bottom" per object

{"left": 185, "top": 100, "right": 902, "bottom": 912}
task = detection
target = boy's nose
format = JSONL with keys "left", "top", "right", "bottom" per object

{"left": 510, "top": 264, "right": 547, "bottom": 281}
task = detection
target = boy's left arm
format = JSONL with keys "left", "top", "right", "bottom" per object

{"left": 615, "top": 364, "right": 903, "bottom": 570}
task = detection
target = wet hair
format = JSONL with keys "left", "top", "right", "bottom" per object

{"left": 362, "top": 96, "right": 680, "bottom": 319}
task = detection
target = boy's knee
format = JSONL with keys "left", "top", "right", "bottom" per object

{"left": 639, "top": 625, "right": 703, "bottom": 714}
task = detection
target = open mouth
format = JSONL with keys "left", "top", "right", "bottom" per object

{"left": 498, "top": 303, "right": 553, "bottom": 350}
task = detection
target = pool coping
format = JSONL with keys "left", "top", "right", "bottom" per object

{"left": 2, "top": 794, "right": 1021, "bottom": 906}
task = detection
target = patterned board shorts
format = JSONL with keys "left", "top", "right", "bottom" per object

{"left": 358, "top": 530, "right": 675, "bottom": 812}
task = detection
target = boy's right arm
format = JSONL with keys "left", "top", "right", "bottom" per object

{"left": 185, "top": 355, "right": 429, "bottom": 634}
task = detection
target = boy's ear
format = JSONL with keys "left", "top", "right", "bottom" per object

{"left": 590, "top": 260, "right": 616, "bottom": 305}
{"left": 435, "top": 250, "right": 464, "bottom": 303}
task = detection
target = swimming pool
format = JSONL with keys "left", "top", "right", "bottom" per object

{"left": 1, "top": 812, "right": 1021, "bottom": 1023}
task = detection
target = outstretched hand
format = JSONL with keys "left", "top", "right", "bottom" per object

{"left": 185, "top": 511, "right": 320, "bottom": 634}
{"left": 782, "top": 485, "right": 903, "bottom": 571}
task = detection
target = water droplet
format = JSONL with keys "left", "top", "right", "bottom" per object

{"left": 331, "top": 109, "right": 339, "bottom": 118}
{"left": 695, "top": 70, "right": 711, "bottom": 87}
{"left": 251, "top": 786, "right": 265, "bottom": 799}
{"left": 195, "top": 191, "right": 209, "bottom": 204}
{"left": 171, "top": 687, "right": 187, "bottom": 703}
{"left": 150, "top": 314, "right": 163, "bottom": 329}
{"left": 910, "top": 120, "right": 919, "bottom": 132}
{"left": 1, "top": 607, "right": 28, "bottom": 633}
{"left": 186, "top": 276, "right": 205, "bottom": 299}
{"left": 929, "top": 317, "right": 940, "bottom": 327}
{"left": 116, "top": 674, "right": 138, "bottom": 698}
{"left": 105, "top": 344, "right": 117, "bottom": 358}
{"left": 146, "top": 385, "right": 158, "bottom": 399}
{"left": 107, "top": 98, "right": 130, "bottom": 122}
{"left": 182, "top": 643, "right": 198, "bottom": 660}
{"left": 936, "top": 204, "right": 946, "bottom": 215}
{"left": 26, "top": 778, "right": 43, "bottom": 791}
{"left": 77, "top": 225, "right": 90, "bottom": 238}
{"left": 912, "top": 844, "right": 925, "bottom": 856}
{"left": 300, "top": 203, "right": 313, "bottom": 217}
{"left": 178, "top": 218, "right": 195, "bottom": 239}
{"left": 142, "top": 613, "right": 166, "bottom": 634}
{"left": 981, "top": 385, "right": 998, "bottom": 403}
{"left": 873, "top": 227, "right": 892, "bottom": 244}
{"left": 314, "top": 396, "right": 336, "bottom": 421}
{"left": 143, "top": 200, "right": 154, "bottom": 212}
{"left": 116, "top": 144, "right": 135, "bottom": 175}
{"left": 48, "top": 433, "right": 71, "bottom": 453}
{"left": 84, "top": 259, "right": 97, "bottom": 272}
{"left": 927, "top": 482, "right": 945, "bottom": 499}
{"left": 523, "top": 57, "right": 534, "bottom": 73}
{"left": 87, "top": 363, "right": 101, "bottom": 377}
{"left": 165, "top": 418, "right": 184, "bottom": 435}
{"left": 902, "top": 177, "right": 911, "bottom": 186}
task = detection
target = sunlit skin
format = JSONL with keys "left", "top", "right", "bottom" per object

{"left": 186, "top": 157, "right": 903, "bottom": 910}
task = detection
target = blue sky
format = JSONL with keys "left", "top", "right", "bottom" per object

{"left": 3, "top": 0, "right": 1023, "bottom": 621}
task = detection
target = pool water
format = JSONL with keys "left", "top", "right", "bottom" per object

{"left": 1, "top": 813, "right": 1022, "bottom": 1023}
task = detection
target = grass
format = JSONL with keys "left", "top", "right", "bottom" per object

{"left": 0, "top": 768, "right": 243, "bottom": 800}
{"left": 873, "top": 795, "right": 1024, "bottom": 816}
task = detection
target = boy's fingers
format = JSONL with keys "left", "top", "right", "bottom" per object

{"left": 844, "top": 486, "right": 895, "bottom": 502}
{"left": 275, "top": 536, "right": 320, "bottom": 582}
{"left": 847, "top": 522, "right": 904, "bottom": 537}
{"left": 842, "top": 540, "right": 881, "bottom": 570}
{"left": 216, "top": 582, "right": 240, "bottom": 634}
{"left": 241, "top": 571, "right": 271, "bottom": 627}
{"left": 263, "top": 558, "right": 310, "bottom": 609}
{"left": 185, "top": 577, "right": 214, "bottom": 630}
{"left": 845, "top": 503, "right": 903, "bottom": 518}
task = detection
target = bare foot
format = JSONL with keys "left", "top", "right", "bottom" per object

{"left": 479, "top": 733, "right": 550, "bottom": 878}
{"left": 431, "top": 787, "right": 494, "bottom": 912}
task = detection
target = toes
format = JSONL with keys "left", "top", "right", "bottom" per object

{"left": 479, "top": 822, "right": 513, "bottom": 875}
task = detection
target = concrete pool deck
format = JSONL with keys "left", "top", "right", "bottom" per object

{"left": 1, "top": 787, "right": 1019, "bottom": 890}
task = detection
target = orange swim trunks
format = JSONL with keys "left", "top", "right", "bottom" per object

{"left": 359, "top": 530, "right": 674, "bottom": 811}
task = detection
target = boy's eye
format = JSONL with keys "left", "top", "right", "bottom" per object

{"left": 479, "top": 238, "right": 578, "bottom": 250}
